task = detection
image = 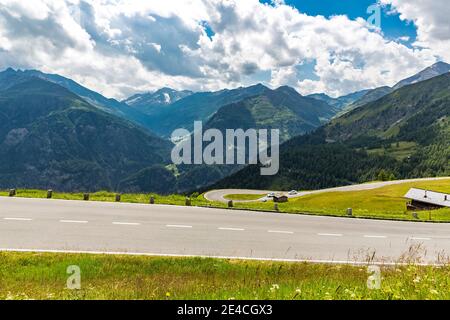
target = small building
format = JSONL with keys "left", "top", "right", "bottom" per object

{"left": 404, "top": 188, "right": 450, "bottom": 211}
{"left": 273, "top": 194, "right": 289, "bottom": 203}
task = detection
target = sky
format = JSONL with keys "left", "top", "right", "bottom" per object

{"left": 0, "top": 0, "right": 448, "bottom": 99}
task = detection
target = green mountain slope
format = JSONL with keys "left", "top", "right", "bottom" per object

{"left": 344, "top": 62, "right": 450, "bottom": 113}
{"left": 0, "top": 68, "right": 161, "bottom": 136}
{"left": 205, "top": 86, "right": 337, "bottom": 142}
{"left": 344, "top": 86, "right": 392, "bottom": 113}
{"left": 0, "top": 78, "right": 173, "bottom": 193}
{"left": 212, "top": 73, "right": 450, "bottom": 191}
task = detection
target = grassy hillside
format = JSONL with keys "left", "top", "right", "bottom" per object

{"left": 0, "top": 78, "right": 173, "bottom": 193}
{"left": 221, "top": 179, "right": 450, "bottom": 221}
{"left": 1, "top": 252, "right": 450, "bottom": 300}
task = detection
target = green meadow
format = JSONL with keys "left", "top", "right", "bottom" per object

{"left": 1, "top": 252, "right": 450, "bottom": 300}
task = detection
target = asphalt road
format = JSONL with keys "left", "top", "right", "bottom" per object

{"left": 204, "top": 177, "right": 450, "bottom": 203}
{"left": 1, "top": 196, "right": 450, "bottom": 264}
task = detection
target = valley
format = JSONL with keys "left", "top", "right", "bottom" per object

{"left": 1, "top": 62, "right": 449, "bottom": 196}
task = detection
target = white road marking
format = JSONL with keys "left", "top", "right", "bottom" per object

{"left": 364, "top": 235, "right": 387, "bottom": 239}
{"left": 113, "top": 222, "right": 141, "bottom": 226}
{"left": 318, "top": 233, "right": 343, "bottom": 237}
{"left": 166, "top": 225, "right": 193, "bottom": 229}
{"left": 410, "top": 237, "right": 431, "bottom": 241}
{"left": 60, "top": 220, "right": 88, "bottom": 224}
{"left": 219, "top": 227, "right": 245, "bottom": 231}
{"left": 268, "top": 230, "right": 294, "bottom": 234}
{"left": 4, "top": 218, "right": 32, "bottom": 221}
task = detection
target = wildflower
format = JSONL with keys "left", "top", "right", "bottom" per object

{"left": 270, "top": 284, "right": 280, "bottom": 292}
{"left": 430, "top": 289, "right": 439, "bottom": 295}
{"left": 413, "top": 276, "right": 421, "bottom": 283}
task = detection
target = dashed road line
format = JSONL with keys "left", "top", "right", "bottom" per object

{"left": 364, "top": 235, "right": 387, "bottom": 239}
{"left": 166, "top": 225, "right": 193, "bottom": 229}
{"left": 268, "top": 230, "right": 294, "bottom": 234}
{"left": 410, "top": 237, "right": 432, "bottom": 241}
{"left": 60, "top": 220, "right": 88, "bottom": 224}
{"left": 113, "top": 222, "right": 141, "bottom": 226}
{"left": 219, "top": 227, "right": 245, "bottom": 231}
{"left": 318, "top": 233, "right": 343, "bottom": 237}
{"left": 4, "top": 217, "right": 32, "bottom": 221}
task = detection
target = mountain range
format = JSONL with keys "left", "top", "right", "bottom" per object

{"left": 114, "top": 85, "right": 338, "bottom": 193}
{"left": 123, "top": 88, "right": 194, "bottom": 114}
{"left": 212, "top": 72, "right": 450, "bottom": 191}
{"left": 341, "top": 61, "right": 450, "bottom": 112}
{"left": 307, "top": 89, "right": 370, "bottom": 111}
{"left": 0, "top": 77, "right": 173, "bottom": 193}
{"left": 0, "top": 61, "right": 449, "bottom": 194}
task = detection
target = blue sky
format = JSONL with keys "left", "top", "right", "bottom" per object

{"left": 265, "top": 0, "right": 417, "bottom": 44}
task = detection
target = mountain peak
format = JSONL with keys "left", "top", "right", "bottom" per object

{"left": 430, "top": 61, "right": 450, "bottom": 72}
{"left": 247, "top": 83, "right": 269, "bottom": 91}
{"left": 275, "top": 85, "right": 301, "bottom": 96}
{"left": 3, "top": 67, "right": 16, "bottom": 74}
{"left": 393, "top": 61, "right": 450, "bottom": 90}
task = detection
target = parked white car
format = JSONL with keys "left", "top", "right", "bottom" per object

{"left": 288, "top": 190, "right": 298, "bottom": 196}
{"left": 267, "top": 193, "right": 276, "bottom": 198}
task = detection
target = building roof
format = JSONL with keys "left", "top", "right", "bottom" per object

{"left": 404, "top": 188, "right": 450, "bottom": 208}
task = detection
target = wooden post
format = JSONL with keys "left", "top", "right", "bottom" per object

{"left": 9, "top": 189, "right": 16, "bottom": 197}
{"left": 274, "top": 203, "right": 279, "bottom": 212}
{"left": 347, "top": 208, "right": 353, "bottom": 217}
{"left": 185, "top": 197, "right": 191, "bottom": 206}
{"left": 83, "top": 193, "right": 90, "bottom": 201}
{"left": 115, "top": 194, "right": 121, "bottom": 202}
{"left": 150, "top": 196, "right": 155, "bottom": 204}
{"left": 228, "top": 200, "right": 234, "bottom": 208}
{"left": 47, "top": 190, "right": 53, "bottom": 199}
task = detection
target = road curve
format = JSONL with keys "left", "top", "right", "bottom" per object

{"left": 1, "top": 196, "right": 450, "bottom": 264}
{"left": 204, "top": 177, "right": 450, "bottom": 203}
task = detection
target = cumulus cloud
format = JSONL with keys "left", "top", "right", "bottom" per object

{"left": 380, "top": 0, "right": 450, "bottom": 61}
{"left": 0, "top": 0, "right": 442, "bottom": 99}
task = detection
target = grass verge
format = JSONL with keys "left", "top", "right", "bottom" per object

{"left": 1, "top": 252, "right": 450, "bottom": 300}
{"left": 224, "top": 194, "right": 266, "bottom": 201}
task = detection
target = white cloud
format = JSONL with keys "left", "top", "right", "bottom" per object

{"left": 0, "top": 0, "right": 442, "bottom": 99}
{"left": 380, "top": 0, "right": 450, "bottom": 62}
